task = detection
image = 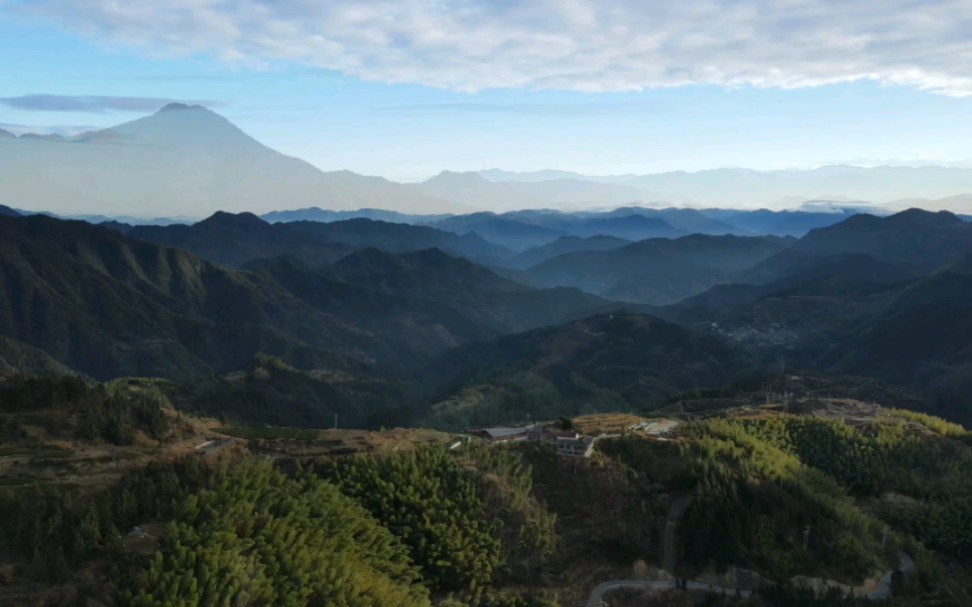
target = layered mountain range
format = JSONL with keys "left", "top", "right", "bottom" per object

{"left": 1, "top": 202, "right": 971, "bottom": 428}
{"left": 3, "top": 105, "right": 972, "bottom": 430}
{"left": 7, "top": 104, "right": 972, "bottom": 218}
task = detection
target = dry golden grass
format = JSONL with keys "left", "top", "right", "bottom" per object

{"left": 0, "top": 406, "right": 228, "bottom": 490}
{"left": 244, "top": 427, "right": 454, "bottom": 458}
{"left": 572, "top": 413, "right": 648, "bottom": 436}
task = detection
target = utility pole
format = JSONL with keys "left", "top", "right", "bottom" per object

{"left": 334, "top": 413, "right": 338, "bottom": 430}
{"left": 882, "top": 526, "right": 889, "bottom": 550}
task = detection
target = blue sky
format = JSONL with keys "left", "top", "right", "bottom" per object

{"left": 3, "top": 1, "right": 972, "bottom": 181}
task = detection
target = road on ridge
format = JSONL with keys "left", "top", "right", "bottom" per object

{"left": 584, "top": 553, "right": 914, "bottom": 606}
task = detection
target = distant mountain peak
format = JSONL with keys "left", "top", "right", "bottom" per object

{"left": 884, "top": 207, "right": 962, "bottom": 227}
{"left": 74, "top": 102, "right": 250, "bottom": 150}
{"left": 425, "top": 170, "right": 492, "bottom": 186}
{"left": 0, "top": 106, "right": 468, "bottom": 216}
{"left": 837, "top": 214, "right": 882, "bottom": 229}
{"left": 197, "top": 211, "right": 269, "bottom": 230}
{"left": 157, "top": 102, "right": 208, "bottom": 113}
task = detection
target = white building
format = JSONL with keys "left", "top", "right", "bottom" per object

{"left": 552, "top": 436, "right": 595, "bottom": 458}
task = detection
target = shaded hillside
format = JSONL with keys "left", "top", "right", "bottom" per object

{"left": 428, "top": 210, "right": 687, "bottom": 251}
{"left": 0, "top": 214, "right": 414, "bottom": 380}
{"left": 128, "top": 211, "right": 351, "bottom": 268}
{"left": 328, "top": 247, "right": 615, "bottom": 335}
{"left": 508, "top": 235, "right": 632, "bottom": 269}
{"left": 131, "top": 212, "right": 507, "bottom": 266}
{"left": 0, "top": 336, "right": 79, "bottom": 378}
{"left": 244, "top": 254, "right": 498, "bottom": 356}
{"left": 0, "top": 205, "right": 19, "bottom": 217}
{"left": 172, "top": 354, "right": 415, "bottom": 429}
{"left": 0, "top": 214, "right": 621, "bottom": 389}
{"left": 659, "top": 250, "right": 972, "bottom": 424}
{"left": 285, "top": 217, "right": 509, "bottom": 261}
{"left": 743, "top": 209, "right": 972, "bottom": 284}
{"left": 566, "top": 214, "right": 686, "bottom": 240}
{"left": 525, "top": 234, "right": 792, "bottom": 305}
{"left": 423, "top": 313, "right": 752, "bottom": 428}
{"left": 427, "top": 212, "right": 564, "bottom": 251}
{"left": 703, "top": 208, "right": 858, "bottom": 236}
{"left": 599, "top": 206, "right": 743, "bottom": 235}
{"left": 818, "top": 255, "right": 972, "bottom": 422}
{"left": 664, "top": 254, "right": 911, "bottom": 324}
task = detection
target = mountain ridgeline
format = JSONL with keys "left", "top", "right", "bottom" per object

{"left": 2, "top": 109, "right": 972, "bottom": 427}
{"left": 2, "top": 204, "right": 972, "bottom": 428}
{"left": 6, "top": 104, "right": 972, "bottom": 607}
{"left": 0, "top": 103, "right": 463, "bottom": 217}
{"left": 0, "top": 213, "right": 607, "bottom": 381}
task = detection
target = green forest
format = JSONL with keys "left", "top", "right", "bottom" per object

{"left": 1, "top": 377, "right": 971, "bottom": 605}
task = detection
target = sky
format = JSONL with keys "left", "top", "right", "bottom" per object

{"left": 3, "top": 0, "right": 972, "bottom": 182}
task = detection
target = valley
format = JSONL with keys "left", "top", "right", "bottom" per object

{"left": 2, "top": 106, "right": 972, "bottom": 607}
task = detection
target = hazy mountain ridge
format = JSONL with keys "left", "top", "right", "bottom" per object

{"left": 126, "top": 212, "right": 353, "bottom": 268}
{"left": 261, "top": 207, "right": 449, "bottom": 224}
{"left": 415, "top": 170, "right": 653, "bottom": 211}
{"left": 285, "top": 217, "right": 510, "bottom": 260}
{"left": 478, "top": 166, "right": 972, "bottom": 211}
{"left": 523, "top": 233, "right": 793, "bottom": 305}
{"left": 742, "top": 208, "right": 972, "bottom": 284}
{"left": 425, "top": 213, "right": 567, "bottom": 251}
{"left": 508, "top": 235, "right": 632, "bottom": 269}
{"left": 123, "top": 211, "right": 512, "bottom": 267}
{"left": 0, "top": 104, "right": 463, "bottom": 217}
{"left": 8, "top": 105, "right": 972, "bottom": 221}
{"left": 700, "top": 208, "right": 861, "bottom": 236}
{"left": 424, "top": 210, "right": 693, "bottom": 251}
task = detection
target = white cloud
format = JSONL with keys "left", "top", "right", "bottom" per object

{"left": 12, "top": 0, "right": 972, "bottom": 94}
{"left": 0, "top": 94, "right": 221, "bottom": 113}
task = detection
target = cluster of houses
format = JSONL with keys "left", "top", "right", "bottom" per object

{"left": 464, "top": 424, "right": 596, "bottom": 458}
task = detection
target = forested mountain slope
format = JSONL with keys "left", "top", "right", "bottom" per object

{"left": 524, "top": 234, "right": 792, "bottom": 305}
{"left": 423, "top": 313, "right": 752, "bottom": 428}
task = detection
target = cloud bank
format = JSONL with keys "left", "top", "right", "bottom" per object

{"left": 0, "top": 121, "right": 99, "bottom": 136}
{"left": 0, "top": 94, "right": 221, "bottom": 113}
{"left": 12, "top": 0, "right": 972, "bottom": 95}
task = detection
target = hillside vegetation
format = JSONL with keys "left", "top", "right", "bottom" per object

{"left": 3, "top": 375, "right": 969, "bottom": 605}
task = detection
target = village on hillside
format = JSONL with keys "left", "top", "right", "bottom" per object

{"left": 463, "top": 417, "right": 680, "bottom": 458}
